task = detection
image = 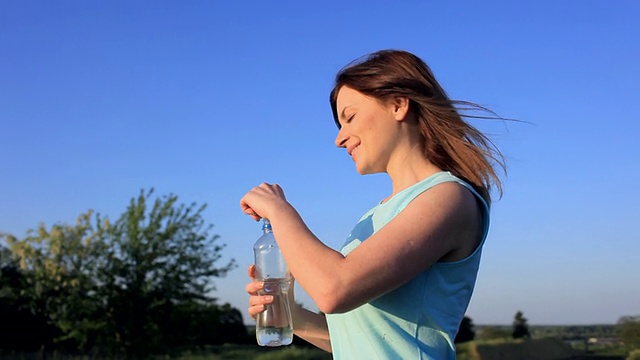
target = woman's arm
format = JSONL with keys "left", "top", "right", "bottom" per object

{"left": 290, "top": 304, "right": 331, "bottom": 352}
{"left": 241, "top": 181, "right": 481, "bottom": 314}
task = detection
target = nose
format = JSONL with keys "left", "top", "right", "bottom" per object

{"left": 334, "top": 127, "right": 348, "bottom": 148}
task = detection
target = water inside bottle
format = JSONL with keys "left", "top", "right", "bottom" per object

{"left": 256, "top": 279, "right": 293, "bottom": 346}
{"left": 256, "top": 322, "right": 293, "bottom": 346}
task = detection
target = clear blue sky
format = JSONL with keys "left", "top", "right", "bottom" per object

{"left": 1, "top": 1, "right": 638, "bottom": 325}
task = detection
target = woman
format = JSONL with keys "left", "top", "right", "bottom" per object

{"left": 240, "top": 49, "right": 505, "bottom": 359}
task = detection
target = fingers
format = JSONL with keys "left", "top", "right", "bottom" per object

{"left": 248, "top": 293, "right": 273, "bottom": 319}
{"left": 240, "top": 200, "right": 262, "bottom": 222}
{"left": 245, "top": 280, "right": 263, "bottom": 295}
{"left": 245, "top": 280, "right": 274, "bottom": 319}
{"left": 248, "top": 300, "right": 269, "bottom": 319}
{"left": 248, "top": 294, "right": 273, "bottom": 307}
{"left": 239, "top": 182, "right": 288, "bottom": 222}
{"left": 245, "top": 270, "right": 271, "bottom": 319}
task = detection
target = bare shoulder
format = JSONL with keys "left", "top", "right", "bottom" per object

{"left": 394, "top": 180, "right": 480, "bottom": 223}
{"left": 380, "top": 180, "right": 483, "bottom": 262}
{"left": 413, "top": 180, "right": 483, "bottom": 261}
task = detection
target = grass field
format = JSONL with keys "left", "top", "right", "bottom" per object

{"left": 0, "top": 345, "right": 332, "bottom": 360}
{"left": 177, "top": 344, "right": 332, "bottom": 360}
{"left": 0, "top": 339, "right": 630, "bottom": 359}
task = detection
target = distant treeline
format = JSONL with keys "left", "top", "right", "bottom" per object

{"left": 475, "top": 324, "right": 618, "bottom": 340}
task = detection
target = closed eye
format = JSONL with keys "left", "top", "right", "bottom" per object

{"left": 346, "top": 114, "right": 355, "bottom": 124}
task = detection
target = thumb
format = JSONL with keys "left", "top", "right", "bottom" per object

{"left": 247, "top": 264, "right": 257, "bottom": 280}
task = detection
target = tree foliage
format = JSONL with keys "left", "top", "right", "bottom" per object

{"left": 5, "top": 212, "right": 105, "bottom": 351}
{"left": 512, "top": 310, "right": 531, "bottom": 339}
{"left": 1, "top": 242, "right": 56, "bottom": 351}
{"left": 455, "top": 315, "right": 476, "bottom": 343}
{"left": 0, "top": 189, "right": 245, "bottom": 357}
{"left": 618, "top": 315, "right": 640, "bottom": 351}
{"left": 93, "top": 189, "right": 238, "bottom": 356}
{"left": 628, "top": 349, "right": 640, "bottom": 360}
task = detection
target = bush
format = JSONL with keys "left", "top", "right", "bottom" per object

{"left": 619, "top": 315, "right": 640, "bottom": 351}
{"left": 456, "top": 341, "right": 480, "bottom": 360}
{"left": 628, "top": 348, "right": 640, "bottom": 360}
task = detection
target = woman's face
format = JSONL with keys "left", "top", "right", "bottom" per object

{"left": 334, "top": 86, "right": 403, "bottom": 175}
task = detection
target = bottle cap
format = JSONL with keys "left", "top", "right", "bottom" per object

{"left": 262, "top": 218, "right": 272, "bottom": 231}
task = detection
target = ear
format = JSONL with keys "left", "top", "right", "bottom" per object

{"left": 389, "top": 96, "right": 410, "bottom": 121}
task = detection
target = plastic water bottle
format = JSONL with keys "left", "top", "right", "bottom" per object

{"left": 253, "top": 219, "right": 293, "bottom": 346}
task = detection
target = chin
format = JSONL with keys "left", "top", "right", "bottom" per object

{"left": 355, "top": 165, "right": 377, "bottom": 176}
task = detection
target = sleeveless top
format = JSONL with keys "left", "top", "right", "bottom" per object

{"left": 325, "top": 172, "right": 490, "bottom": 359}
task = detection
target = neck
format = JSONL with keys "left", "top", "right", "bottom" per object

{"left": 384, "top": 143, "right": 442, "bottom": 202}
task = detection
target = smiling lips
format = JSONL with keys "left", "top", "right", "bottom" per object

{"left": 347, "top": 143, "right": 360, "bottom": 158}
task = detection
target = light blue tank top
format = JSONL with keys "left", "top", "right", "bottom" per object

{"left": 325, "top": 171, "right": 490, "bottom": 359}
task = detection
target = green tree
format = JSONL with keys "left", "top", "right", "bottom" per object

{"left": 628, "top": 349, "right": 640, "bottom": 360}
{"left": 3, "top": 213, "right": 104, "bottom": 352}
{"left": 618, "top": 315, "right": 640, "bottom": 351}
{"left": 455, "top": 315, "right": 476, "bottom": 343}
{"left": 0, "top": 244, "right": 12, "bottom": 268}
{"left": 0, "top": 242, "right": 56, "bottom": 351}
{"left": 93, "top": 189, "right": 237, "bottom": 357}
{"left": 1, "top": 189, "right": 240, "bottom": 357}
{"left": 512, "top": 311, "right": 531, "bottom": 339}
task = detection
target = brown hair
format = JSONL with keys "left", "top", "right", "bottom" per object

{"left": 329, "top": 49, "right": 506, "bottom": 203}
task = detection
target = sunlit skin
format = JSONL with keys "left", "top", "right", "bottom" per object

{"left": 240, "top": 86, "right": 482, "bottom": 353}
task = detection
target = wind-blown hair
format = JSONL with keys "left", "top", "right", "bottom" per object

{"left": 329, "top": 49, "right": 506, "bottom": 203}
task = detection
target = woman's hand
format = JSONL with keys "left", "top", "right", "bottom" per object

{"left": 246, "top": 265, "right": 297, "bottom": 320}
{"left": 245, "top": 265, "right": 273, "bottom": 319}
{"left": 240, "top": 182, "right": 288, "bottom": 221}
